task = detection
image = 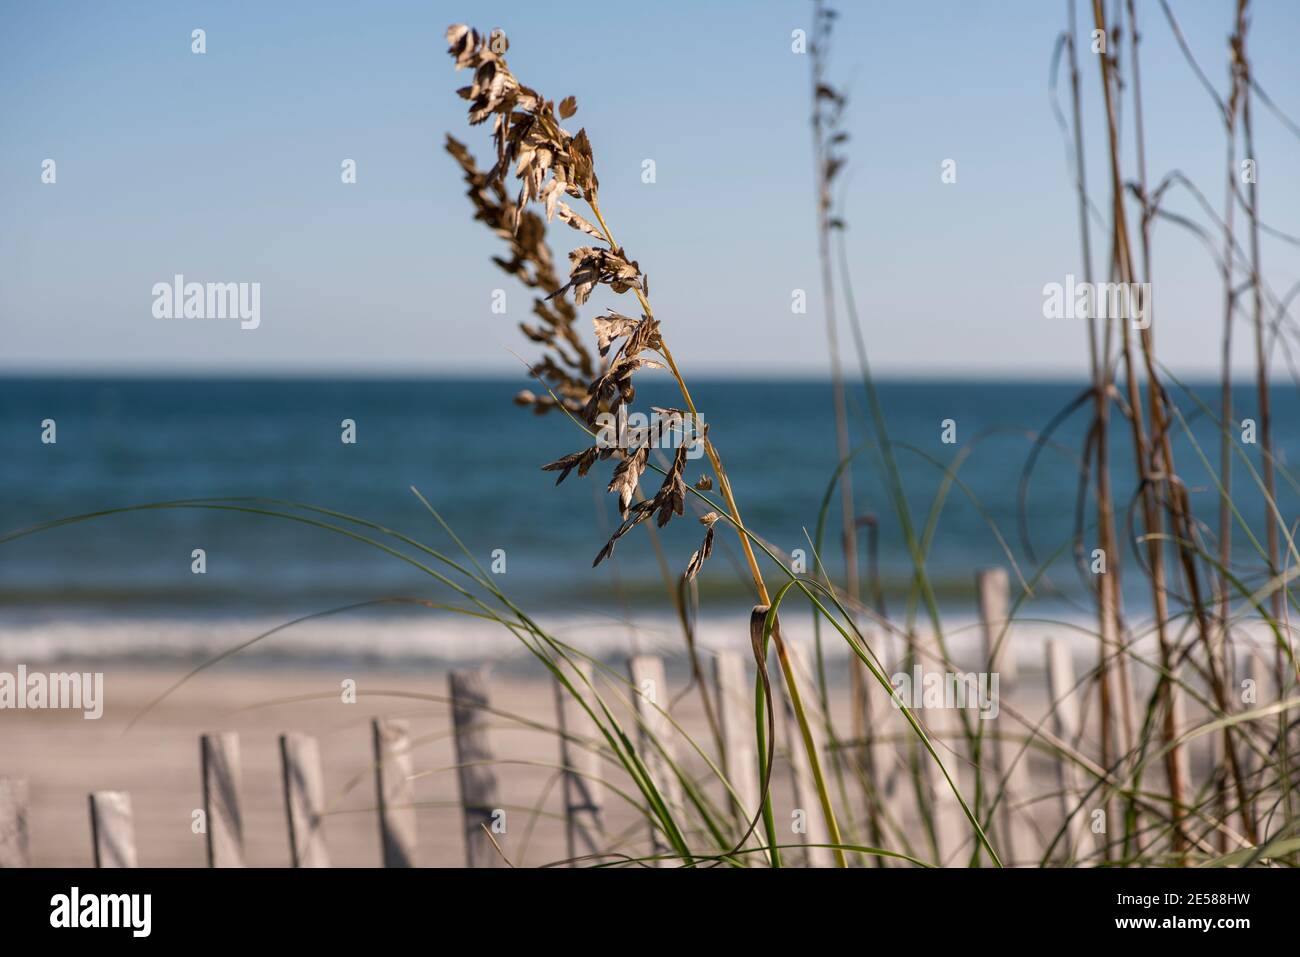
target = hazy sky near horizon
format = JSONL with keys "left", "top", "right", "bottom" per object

{"left": 2, "top": 1, "right": 1298, "bottom": 379}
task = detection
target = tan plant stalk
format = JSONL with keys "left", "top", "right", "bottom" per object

{"left": 1089, "top": 0, "right": 1189, "bottom": 853}
{"left": 1237, "top": 5, "right": 1282, "bottom": 662}
{"left": 1235, "top": 0, "right": 1294, "bottom": 845}
{"left": 1066, "top": 0, "right": 1132, "bottom": 861}
{"left": 443, "top": 23, "right": 846, "bottom": 865}
{"left": 1131, "top": 2, "right": 1259, "bottom": 855}
{"left": 1151, "top": 0, "right": 1262, "bottom": 853}
{"left": 1098, "top": 2, "right": 1266, "bottom": 857}
{"left": 1213, "top": 1, "right": 1246, "bottom": 854}
{"left": 808, "top": 0, "right": 879, "bottom": 851}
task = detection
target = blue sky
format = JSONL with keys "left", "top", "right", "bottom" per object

{"left": 1, "top": 0, "right": 1297, "bottom": 377}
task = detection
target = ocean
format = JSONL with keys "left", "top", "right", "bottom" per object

{"left": 0, "top": 375, "right": 1294, "bottom": 666}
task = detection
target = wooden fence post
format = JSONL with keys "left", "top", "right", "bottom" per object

{"left": 449, "top": 669, "right": 505, "bottom": 868}
{"left": 1045, "top": 639, "right": 1089, "bottom": 862}
{"left": 629, "top": 654, "right": 683, "bottom": 865}
{"left": 781, "top": 642, "right": 834, "bottom": 867}
{"left": 554, "top": 660, "right": 604, "bottom": 864}
{"left": 0, "top": 778, "right": 30, "bottom": 868}
{"left": 201, "top": 732, "right": 244, "bottom": 868}
{"left": 713, "top": 651, "right": 759, "bottom": 830}
{"left": 280, "top": 732, "right": 329, "bottom": 867}
{"left": 89, "top": 790, "right": 137, "bottom": 868}
{"left": 914, "top": 631, "right": 966, "bottom": 865}
{"left": 868, "top": 629, "right": 905, "bottom": 865}
{"left": 977, "top": 567, "right": 1033, "bottom": 865}
{"left": 1248, "top": 644, "right": 1277, "bottom": 835}
{"left": 372, "top": 718, "right": 417, "bottom": 867}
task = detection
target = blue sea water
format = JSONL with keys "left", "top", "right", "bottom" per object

{"left": 0, "top": 375, "right": 1295, "bottom": 662}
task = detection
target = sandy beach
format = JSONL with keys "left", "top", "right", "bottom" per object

{"left": 5, "top": 665, "right": 629, "bottom": 867}
{"left": 0, "top": 652, "right": 1086, "bottom": 868}
{"left": 3, "top": 609, "right": 1276, "bottom": 868}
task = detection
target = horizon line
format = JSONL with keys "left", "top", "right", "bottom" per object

{"left": 0, "top": 365, "right": 1260, "bottom": 387}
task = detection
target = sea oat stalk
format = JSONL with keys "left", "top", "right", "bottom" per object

{"left": 443, "top": 23, "right": 846, "bottom": 866}
{"left": 808, "top": 0, "right": 882, "bottom": 851}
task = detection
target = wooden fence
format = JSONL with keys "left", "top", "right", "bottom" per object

{"left": 0, "top": 570, "right": 1279, "bottom": 867}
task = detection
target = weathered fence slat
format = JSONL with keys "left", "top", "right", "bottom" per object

{"left": 1044, "top": 640, "right": 1089, "bottom": 862}
{"left": 371, "top": 718, "right": 417, "bottom": 867}
{"left": 628, "top": 654, "right": 683, "bottom": 865}
{"left": 781, "top": 642, "right": 834, "bottom": 867}
{"left": 845, "top": 649, "right": 877, "bottom": 842}
{"left": 978, "top": 567, "right": 1033, "bottom": 865}
{"left": 554, "top": 660, "right": 604, "bottom": 864}
{"left": 0, "top": 777, "right": 30, "bottom": 868}
{"left": 713, "top": 651, "right": 759, "bottom": 828}
{"left": 449, "top": 669, "right": 505, "bottom": 868}
{"left": 279, "top": 732, "right": 329, "bottom": 868}
{"left": 89, "top": 790, "right": 137, "bottom": 868}
{"left": 914, "top": 631, "right": 966, "bottom": 865}
{"left": 1247, "top": 644, "right": 1278, "bottom": 833}
{"left": 868, "top": 627, "right": 905, "bottom": 865}
{"left": 1248, "top": 643, "right": 1277, "bottom": 710}
{"left": 200, "top": 732, "right": 244, "bottom": 868}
